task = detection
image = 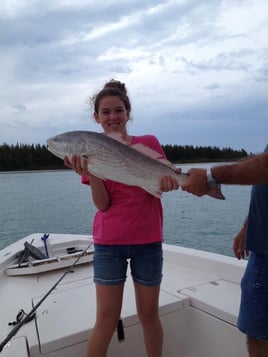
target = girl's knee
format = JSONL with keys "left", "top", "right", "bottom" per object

{"left": 138, "top": 313, "right": 161, "bottom": 328}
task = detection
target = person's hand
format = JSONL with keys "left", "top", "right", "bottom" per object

{"left": 159, "top": 174, "right": 179, "bottom": 192}
{"left": 232, "top": 228, "right": 249, "bottom": 260}
{"left": 64, "top": 155, "right": 89, "bottom": 176}
{"left": 181, "top": 168, "right": 208, "bottom": 197}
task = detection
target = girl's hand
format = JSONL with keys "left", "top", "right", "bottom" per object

{"left": 64, "top": 155, "right": 89, "bottom": 176}
{"left": 159, "top": 174, "right": 179, "bottom": 192}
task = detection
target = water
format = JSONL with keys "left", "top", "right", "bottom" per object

{"left": 0, "top": 164, "right": 251, "bottom": 256}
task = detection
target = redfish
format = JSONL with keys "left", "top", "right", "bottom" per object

{"left": 47, "top": 131, "right": 224, "bottom": 200}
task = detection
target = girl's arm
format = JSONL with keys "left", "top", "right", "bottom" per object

{"left": 64, "top": 155, "right": 110, "bottom": 211}
{"left": 87, "top": 173, "right": 110, "bottom": 211}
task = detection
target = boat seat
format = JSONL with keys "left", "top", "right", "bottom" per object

{"left": 179, "top": 279, "right": 240, "bottom": 326}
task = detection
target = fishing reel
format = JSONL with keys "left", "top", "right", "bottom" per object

{"left": 8, "top": 309, "right": 36, "bottom": 326}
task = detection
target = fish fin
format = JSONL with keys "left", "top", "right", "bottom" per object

{"left": 106, "top": 135, "right": 177, "bottom": 171}
{"left": 130, "top": 143, "right": 178, "bottom": 170}
{"left": 206, "top": 185, "right": 225, "bottom": 200}
{"left": 157, "top": 159, "right": 178, "bottom": 170}
{"left": 106, "top": 132, "right": 127, "bottom": 144}
{"left": 130, "top": 143, "right": 163, "bottom": 159}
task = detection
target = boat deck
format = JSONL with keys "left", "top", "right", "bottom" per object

{"left": 0, "top": 233, "right": 248, "bottom": 357}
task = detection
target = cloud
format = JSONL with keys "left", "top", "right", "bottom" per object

{"left": 0, "top": 0, "right": 268, "bottom": 153}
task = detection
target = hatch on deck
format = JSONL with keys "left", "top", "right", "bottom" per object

{"left": 34, "top": 281, "right": 186, "bottom": 354}
{"left": 179, "top": 279, "right": 240, "bottom": 325}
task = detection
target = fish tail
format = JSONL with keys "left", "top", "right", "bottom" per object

{"left": 206, "top": 185, "right": 225, "bottom": 200}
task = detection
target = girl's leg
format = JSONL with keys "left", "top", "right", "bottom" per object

{"left": 87, "top": 283, "right": 124, "bottom": 357}
{"left": 134, "top": 282, "right": 163, "bottom": 357}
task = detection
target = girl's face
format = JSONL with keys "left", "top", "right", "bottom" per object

{"left": 94, "top": 96, "right": 130, "bottom": 134}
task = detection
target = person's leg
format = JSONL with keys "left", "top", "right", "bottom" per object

{"left": 134, "top": 282, "right": 163, "bottom": 357}
{"left": 131, "top": 242, "right": 163, "bottom": 357}
{"left": 87, "top": 284, "right": 124, "bottom": 357}
{"left": 247, "top": 336, "right": 268, "bottom": 357}
{"left": 87, "top": 244, "right": 128, "bottom": 357}
{"left": 238, "top": 253, "right": 268, "bottom": 357}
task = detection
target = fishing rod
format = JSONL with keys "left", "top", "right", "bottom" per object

{"left": 0, "top": 241, "right": 93, "bottom": 353}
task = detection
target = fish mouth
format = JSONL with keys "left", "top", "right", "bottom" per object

{"left": 46, "top": 139, "right": 52, "bottom": 149}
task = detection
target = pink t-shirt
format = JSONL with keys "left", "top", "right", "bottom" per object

{"left": 82, "top": 135, "right": 165, "bottom": 245}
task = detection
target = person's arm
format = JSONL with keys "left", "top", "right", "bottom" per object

{"left": 181, "top": 152, "right": 268, "bottom": 197}
{"left": 212, "top": 152, "right": 268, "bottom": 185}
{"left": 88, "top": 173, "right": 110, "bottom": 211}
{"left": 64, "top": 155, "right": 110, "bottom": 211}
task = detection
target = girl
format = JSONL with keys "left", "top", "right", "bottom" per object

{"left": 64, "top": 79, "right": 178, "bottom": 357}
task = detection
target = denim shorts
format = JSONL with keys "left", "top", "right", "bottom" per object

{"left": 238, "top": 252, "right": 268, "bottom": 340}
{"left": 93, "top": 242, "right": 163, "bottom": 286}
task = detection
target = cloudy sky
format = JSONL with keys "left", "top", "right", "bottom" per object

{"left": 1, "top": 0, "right": 267, "bottom": 153}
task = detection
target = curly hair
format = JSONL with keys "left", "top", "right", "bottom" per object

{"left": 91, "top": 79, "right": 131, "bottom": 113}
